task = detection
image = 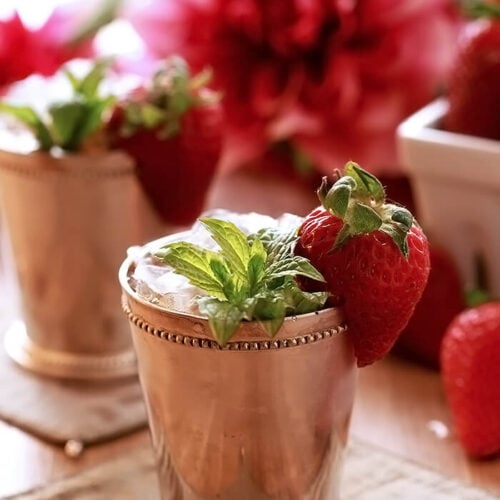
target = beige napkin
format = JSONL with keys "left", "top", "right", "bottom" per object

{"left": 8, "top": 439, "right": 499, "bottom": 500}
{"left": 0, "top": 325, "right": 147, "bottom": 448}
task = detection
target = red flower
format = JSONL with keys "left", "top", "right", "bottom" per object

{"left": 0, "top": 8, "right": 94, "bottom": 92}
{"left": 128, "top": 0, "right": 461, "bottom": 174}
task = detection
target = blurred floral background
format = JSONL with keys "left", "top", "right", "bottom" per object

{"left": 0, "top": 0, "right": 464, "bottom": 183}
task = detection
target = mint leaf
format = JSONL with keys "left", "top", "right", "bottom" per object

{"left": 49, "top": 101, "right": 88, "bottom": 149}
{"left": 248, "top": 237, "right": 267, "bottom": 293}
{"left": 258, "top": 316, "right": 285, "bottom": 337}
{"left": 200, "top": 218, "right": 250, "bottom": 279}
{"left": 254, "top": 227, "right": 297, "bottom": 263}
{"left": 156, "top": 218, "right": 329, "bottom": 344}
{"left": 0, "top": 60, "right": 114, "bottom": 152}
{"left": 267, "top": 255, "right": 325, "bottom": 283}
{"left": 157, "top": 242, "right": 226, "bottom": 298}
{"left": 253, "top": 294, "right": 286, "bottom": 336}
{"left": 197, "top": 297, "right": 243, "bottom": 345}
{"left": 282, "top": 283, "right": 329, "bottom": 315}
{"left": 78, "top": 59, "right": 110, "bottom": 98}
{"left": 0, "top": 103, "right": 53, "bottom": 150}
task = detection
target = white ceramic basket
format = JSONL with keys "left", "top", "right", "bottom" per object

{"left": 397, "top": 98, "right": 500, "bottom": 299}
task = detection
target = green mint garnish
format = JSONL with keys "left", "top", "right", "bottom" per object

{"left": 0, "top": 59, "right": 115, "bottom": 152}
{"left": 155, "top": 217, "right": 328, "bottom": 345}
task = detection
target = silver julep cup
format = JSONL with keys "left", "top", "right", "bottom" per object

{"left": 0, "top": 145, "right": 166, "bottom": 380}
{"left": 119, "top": 235, "right": 357, "bottom": 499}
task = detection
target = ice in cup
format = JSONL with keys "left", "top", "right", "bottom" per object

{"left": 119, "top": 211, "right": 357, "bottom": 499}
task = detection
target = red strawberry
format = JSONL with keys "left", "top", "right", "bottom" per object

{"left": 392, "top": 244, "right": 465, "bottom": 369}
{"left": 107, "top": 57, "right": 222, "bottom": 226}
{"left": 441, "top": 302, "right": 500, "bottom": 458}
{"left": 296, "top": 162, "right": 430, "bottom": 367}
{"left": 444, "top": 5, "right": 500, "bottom": 140}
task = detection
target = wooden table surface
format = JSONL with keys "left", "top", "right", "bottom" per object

{"left": 0, "top": 169, "right": 499, "bottom": 498}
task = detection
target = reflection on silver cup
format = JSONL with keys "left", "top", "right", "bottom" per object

{"left": 119, "top": 235, "right": 357, "bottom": 499}
{"left": 0, "top": 146, "right": 165, "bottom": 380}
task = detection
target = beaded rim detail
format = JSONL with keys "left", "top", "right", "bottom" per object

{"left": 122, "top": 302, "right": 347, "bottom": 351}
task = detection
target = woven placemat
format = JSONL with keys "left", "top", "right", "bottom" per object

{"left": 7, "top": 440, "right": 499, "bottom": 500}
{"left": 0, "top": 322, "right": 148, "bottom": 449}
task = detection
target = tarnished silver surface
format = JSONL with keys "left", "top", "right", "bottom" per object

{"left": 120, "top": 245, "right": 357, "bottom": 499}
{"left": 0, "top": 145, "right": 166, "bottom": 380}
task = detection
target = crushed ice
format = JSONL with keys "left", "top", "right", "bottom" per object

{"left": 129, "top": 210, "right": 303, "bottom": 314}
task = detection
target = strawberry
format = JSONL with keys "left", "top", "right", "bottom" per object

{"left": 392, "top": 244, "right": 465, "bottom": 369}
{"left": 444, "top": 3, "right": 500, "bottom": 140}
{"left": 107, "top": 57, "right": 222, "bottom": 227}
{"left": 295, "top": 162, "right": 430, "bottom": 367}
{"left": 441, "top": 302, "right": 500, "bottom": 458}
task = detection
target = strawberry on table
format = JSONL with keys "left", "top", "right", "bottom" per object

{"left": 107, "top": 56, "right": 222, "bottom": 227}
{"left": 444, "top": 1, "right": 500, "bottom": 140}
{"left": 441, "top": 302, "right": 500, "bottom": 458}
{"left": 296, "top": 162, "right": 431, "bottom": 367}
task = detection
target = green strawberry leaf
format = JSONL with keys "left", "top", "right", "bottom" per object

{"left": 321, "top": 162, "right": 415, "bottom": 257}
{"left": 345, "top": 161, "right": 385, "bottom": 202}
{"left": 139, "top": 103, "right": 165, "bottom": 129}
{"left": 155, "top": 217, "right": 328, "bottom": 344}
{"left": 465, "top": 287, "right": 492, "bottom": 307}
{"left": 390, "top": 207, "right": 413, "bottom": 231}
{"left": 380, "top": 223, "right": 409, "bottom": 258}
{"left": 463, "top": 0, "right": 500, "bottom": 19}
{"left": 324, "top": 182, "right": 352, "bottom": 218}
{"left": 347, "top": 202, "right": 382, "bottom": 234}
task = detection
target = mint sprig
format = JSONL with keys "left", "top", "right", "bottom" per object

{"left": 0, "top": 59, "right": 115, "bottom": 152}
{"left": 155, "top": 218, "right": 328, "bottom": 345}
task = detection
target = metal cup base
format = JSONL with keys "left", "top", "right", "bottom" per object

{"left": 4, "top": 320, "right": 138, "bottom": 381}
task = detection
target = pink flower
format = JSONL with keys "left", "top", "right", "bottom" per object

{"left": 128, "top": 0, "right": 461, "bottom": 174}
{"left": 0, "top": 8, "right": 94, "bottom": 92}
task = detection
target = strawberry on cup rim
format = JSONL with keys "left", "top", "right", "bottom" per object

{"left": 296, "top": 162, "right": 431, "bottom": 367}
{"left": 151, "top": 162, "right": 431, "bottom": 368}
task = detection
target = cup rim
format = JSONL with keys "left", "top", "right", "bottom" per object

{"left": 118, "top": 231, "right": 345, "bottom": 340}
